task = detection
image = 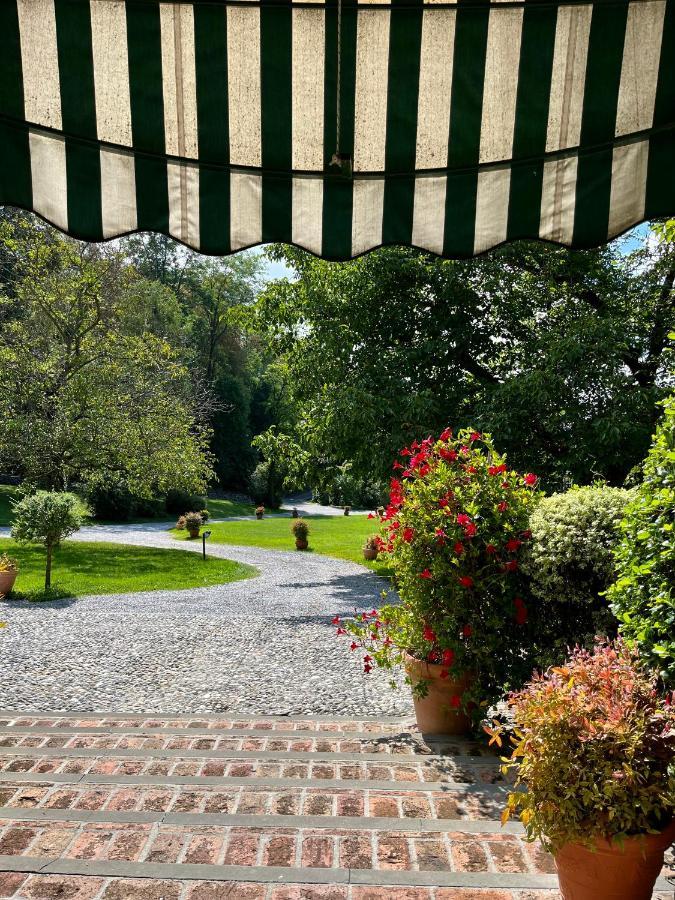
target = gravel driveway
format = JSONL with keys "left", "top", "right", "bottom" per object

{"left": 0, "top": 526, "right": 411, "bottom": 716}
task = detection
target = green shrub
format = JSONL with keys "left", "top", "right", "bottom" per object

{"left": 291, "top": 518, "right": 309, "bottom": 540}
{"left": 11, "top": 491, "right": 88, "bottom": 589}
{"left": 165, "top": 489, "right": 207, "bottom": 516}
{"left": 87, "top": 484, "right": 166, "bottom": 521}
{"left": 317, "top": 466, "right": 387, "bottom": 509}
{"left": 249, "top": 461, "right": 282, "bottom": 508}
{"left": 608, "top": 394, "right": 675, "bottom": 685}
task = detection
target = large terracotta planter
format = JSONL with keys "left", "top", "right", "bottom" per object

{"left": 295, "top": 538, "right": 308, "bottom": 550}
{"left": 187, "top": 527, "right": 200, "bottom": 539}
{"left": 403, "top": 652, "right": 472, "bottom": 735}
{"left": 554, "top": 818, "right": 675, "bottom": 900}
{"left": 362, "top": 547, "right": 378, "bottom": 561}
{"left": 0, "top": 570, "right": 17, "bottom": 598}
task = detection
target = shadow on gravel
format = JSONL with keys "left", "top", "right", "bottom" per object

{"left": 277, "top": 572, "right": 394, "bottom": 610}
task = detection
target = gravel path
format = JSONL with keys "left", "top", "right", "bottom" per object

{"left": 0, "top": 526, "right": 411, "bottom": 717}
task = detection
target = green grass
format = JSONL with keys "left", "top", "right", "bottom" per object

{"left": 0, "top": 538, "right": 257, "bottom": 601}
{"left": 0, "top": 486, "right": 253, "bottom": 527}
{"left": 172, "top": 515, "right": 392, "bottom": 575}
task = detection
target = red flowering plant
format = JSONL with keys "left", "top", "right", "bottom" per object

{"left": 335, "top": 427, "right": 541, "bottom": 713}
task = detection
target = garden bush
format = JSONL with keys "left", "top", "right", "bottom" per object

{"left": 339, "top": 427, "right": 541, "bottom": 711}
{"left": 315, "top": 467, "right": 387, "bottom": 509}
{"left": 87, "top": 484, "right": 167, "bottom": 521}
{"left": 165, "top": 488, "right": 207, "bottom": 516}
{"left": 608, "top": 394, "right": 675, "bottom": 685}
{"left": 248, "top": 460, "right": 283, "bottom": 508}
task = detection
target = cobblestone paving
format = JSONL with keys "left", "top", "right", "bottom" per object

{"left": 0, "top": 527, "right": 409, "bottom": 716}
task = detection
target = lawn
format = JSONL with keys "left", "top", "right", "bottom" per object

{"left": 172, "top": 515, "right": 392, "bottom": 575}
{"left": 0, "top": 539, "right": 257, "bottom": 601}
{"left": 0, "top": 486, "right": 253, "bottom": 527}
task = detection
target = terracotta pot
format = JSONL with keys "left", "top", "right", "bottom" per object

{"left": 0, "top": 570, "right": 17, "bottom": 598}
{"left": 295, "top": 538, "right": 308, "bottom": 550}
{"left": 344, "top": 507, "right": 350, "bottom": 516}
{"left": 363, "top": 547, "right": 378, "bottom": 561}
{"left": 187, "top": 527, "right": 200, "bottom": 539}
{"left": 256, "top": 512, "right": 264, "bottom": 520}
{"left": 403, "top": 652, "right": 472, "bottom": 735}
{"left": 554, "top": 819, "right": 675, "bottom": 900}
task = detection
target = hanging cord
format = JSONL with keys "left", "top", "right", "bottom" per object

{"left": 329, "top": 0, "right": 352, "bottom": 176}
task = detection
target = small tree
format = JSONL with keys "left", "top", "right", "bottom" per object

{"left": 11, "top": 492, "right": 88, "bottom": 590}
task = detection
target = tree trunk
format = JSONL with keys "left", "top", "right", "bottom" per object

{"left": 45, "top": 543, "right": 53, "bottom": 591}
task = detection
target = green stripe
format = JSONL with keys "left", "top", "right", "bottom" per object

{"left": 126, "top": 1, "right": 169, "bottom": 234}
{"left": 646, "top": 0, "right": 675, "bottom": 217}
{"left": 0, "top": 1, "right": 31, "bottom": 210}
{"left": 382, "top": 0, "right": 423, "bottom": 245}
{"left": 573, "top": 0, "right": 628, "bottom": 246}
{"left": 194, "top": 4, "right": 230, "bottom": 253}
{"left": 261, "top": 3, "right": 292, "bottom": 242}
{"left": 322, "top": 0, "right": 357, "bottom": 260}
{"left": 443, "top": 0, "right": 490, "bottom": 256}
{"left": 54, "top": 0, "right": 102, "bottom": 239}
{"left": 507, "top": 4, "right": 557, "bottom": 239}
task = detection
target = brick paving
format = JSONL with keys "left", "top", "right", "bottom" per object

{"left": 0, "top": 714, "right": 671, "bottom": 899}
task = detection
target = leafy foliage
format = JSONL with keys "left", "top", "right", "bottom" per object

{"left": 291, "top": 518, "right": 309, "bottom": 540}
{"left": 0, "top": 553, "right": 17, "bottom": 572}
{"left": 337, "top": 428, "right": 541, "bottom": 709}
{"left": 11, "top": 491, "right": 88, "bottom": 589}
{"left": 494, "top": 640, "right": 675, "bottom": 852}
{"left": 609, "top": 389, "right": 675, "bottom": 685}
{"left": 248, "top": 459, "right": 283, "bottom": 508}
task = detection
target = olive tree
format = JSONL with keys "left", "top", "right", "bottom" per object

{"left": 11, "top": 492, "right": 88, "bottom": 590}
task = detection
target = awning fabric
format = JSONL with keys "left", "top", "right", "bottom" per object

{"left": 0, "top": 0, "right": 673, "bottom": 259}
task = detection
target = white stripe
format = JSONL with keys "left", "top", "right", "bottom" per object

{"left": 415, "top": 9, "right": 455, "bottom": 169}
{"left": 473, "top": 167, "right": 510, "bottom": 254}
{"left": 353, "top": 9, "right": 390, "bottom": 172}
{"left": 292, "top": 8, "right": 325, "bottom": 171}
{"left": 539, "top": 154, "right": 579, "bottom": 245}
{"left": 411, "top": 176, "right": 447, "bottom": 255}
{"left": 227, "top": 7, "right": 261, "bottom": 168}
{"left": 29, "top": 131, "right": 68, "bottom": 232}
{"left": 100, "top": 148, "right": 137, "bottom": 238}
{"left": 230, "top": 172, "right": 262, "bottom": 250}
{"left": 17, "top": 0, "right": 62, "bottom": 129}
{"left": 545, "top": 5, "right": 592, "bottom": 152}
{"left": 160, "top": 3, "right": 199, "bottom": 159}
{"left": 607, "top": 140, "right": 649, "bottom": 239}
{"left": 168, "top": 160, "right": 200, "bottom": 248}
{"left": 351, "top": 179, "right": 384, "bottom": 255}
{"left": 292, "top": 177, "right": 323, "bottom": 254}
{"left": 615, "top": 0, "right": 666, "bottom": 137}
{"left": 479, "top": 8, "right": 523, "bottom": 163}
{"left": 90, "top": 0, "right": 132, "bottom": 146}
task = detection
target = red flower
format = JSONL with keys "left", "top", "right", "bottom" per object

{"left": 456, "top": 513, "right": 472, "bottom": 527}
{"left": 420, "top": 568, "right": 432, "bottom": 580}
{"left": 392, "top": 460, "right": 403, "bottom": 471}
{"left": 521, "top": 529, "right": 532, "bottom": 540}
{"left": 462, "top": 625, "right": 473, "bottom": 638}
{"left": 503, "top": 560, "right": 518, "bottom": 573}
{"left": 469, "top": 432, "right": 481, "bottom": 442}
{"left": 514, "top": 597, "right": 528, "bottom": 625}
{"left": 403, "top": 527, "right": 414, "bottom": 543}
{"left": 440, "top": 448, "right": 458, "bottom": 462}
{"left": 523, "top": 473, "right": 538, "bottom": 486}
{"left": 466, "top": 466, "right": 478, "bottom": 475}
{"left": 459, "top": 576, "right": 474, "bottom": 589}
{"left": 350, "top": 642, "right": 358, "bottom": 651}
{"left": 336, "top": 627, "right": 347, "bottom": 636}
{"left": 438, "top": 498, "right": 449, "bottom": 508}
{"left": 439, "top": 427, "right": 453, "bottom": 441}
{"left": 442, "top": 648, "right": 455, "bottom": 667}
{"left": 400, "top": 447, "right": 411, "bottom": 457}
{"left": 498, "top": 501, "right": 508, "bottom": 512}
{"left": 450, "top": 694, "right": 462, "bottom": 708}
{"left": 363, "top": 654, "right": 373, "bottom": 663}
{"left": 505, "top": 538, "right": 522, "bottom": 553}
{"left": 331, "top": 615, "right": 341, "bottom": 625}
{"left": 488, "top": 463, "right": 507, "bottom": 476}
{"left": 485, "top": 544, "right": 497, "bottom": 554}
{"left": 367, "top": 513, "right": 375, "bottom": 519}
{"left": 463, "top": 522, "right": 477, "bottom": 538}
{"left": 364, "top": 664, "right": 372, "bottom": 674}
{"left": 454, "top": 541, "right": 464, "bottom": 555}
{"left": 423, "top": 624, "right": 437, "bottom": 642}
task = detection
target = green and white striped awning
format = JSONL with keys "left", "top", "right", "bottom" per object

{"left": 0, "top": 0, "right": 673, "bottom": 259}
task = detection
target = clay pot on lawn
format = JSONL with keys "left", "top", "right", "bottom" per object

{"left": 362, "top": 547, "right": 378, "bottom": 561}
{"left": 554, "top": 819, "right": 675, "bottom": 900}
{"left": 187, "top": 527, "right": 200, "bottom": 539}
{"left": 295, "top": 538, "right": 308, "bottom": 550}
{"left": 0, "top": 570, "right": 17, "bottom": 598}
{"left": 403, "top": 652, "right": 472, "bottom": 735}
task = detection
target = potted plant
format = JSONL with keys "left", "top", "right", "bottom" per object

{"left": 175, "top": 515, "right": 186, "bottom": 530}
{"left": 336, "top": 427, "right": 540, "bottom": 735}
{"left": 292, "top": 518, "right": 309, "bottom": 550}
{"left": 291, "top": 507, "right": 299, "bottom": 518}
{"left": 0, "top": 554, "right": 18, "bottom": 598}
{"left": 184, "top": 511, "right": 203, "bottom": 539}
{"left": 200, "top": 508, "right": 210, "bottom": 523}
{"left": 362, "top": 535, "right": 380, "bottom": 561}
{"left": 490, "top": 640, "right": 675, "bottom": 900}
{"left": 344, "top": 506, "right": 351, "bottom": 516}
{"left": 256, "top": 505, "right": 265, "bottom": 520}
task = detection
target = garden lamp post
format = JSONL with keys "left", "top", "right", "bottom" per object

{"left": 202, "top": 530, "right": 212, "bottom": 562}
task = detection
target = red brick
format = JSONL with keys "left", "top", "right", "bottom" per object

{"left": 336, "top": 793, "right": 363, "bottom": 816}
{"left": 263, "top": 833, "right": 295, "bottom": 866}
{"left": 339, "top": 833, "right": 372, "bottom": 869}
{"left": 183, "top": 834, "right": 223, "bottom": 864}
{"left": 107, "top": 790, "right": 139, "bottom": 811}
{"left": 203, "top": 792, "right": 235, "bottom": 814}
{"left": 351, "top": 889, "right": 433, "bottom": 900}
{"left": 0, "top": 826, "right": 36, "bottom": 854}
{"left": 433, "top": 795, "right": 464, "bottom": 819}
{"left": 376, "top": 835, "right": 411, "bottom": 870}
{"left": 139, "top": 791, "right": 174, "bottom": 812}
{"left": 525, "top": 841, "right": 556, "bottom": 874}
{"left": 170, "top": 791, "right": 205, "bottom": 813}
{"left": 489, "top": 839, "right": 528, "bottom": 873}
{"left": 414, "top": 837, "right": 449, "bottom": 870}
{"left": 223, "top": 829, "right": 259, "bottom": 865}
{"left": 7, "top": 788, "right": 48, "bottom": 808}
{"left": 236, "top": 792, "right": 269, "bottom": 814}
{"left": 68, "top": 830, "right": 112, "bottom": 859}
{"left": 106, "top": 830, "right": 148, "bottom": 861}
{"left": 20, "top": 875, "right": 105, "bottom": 899}
{"left": 143, "top": 831, "right": 184, "bottom": 863}
{"left": 301, "top": 834, "right": 334, "bottom": 867}
{"left": 273, "top": 792, "right": 300, "bottom": 815}
{"left": 369, "top": 795, "right": 399, "bottom": 818}
{"left": 29, "top": 826, "right": 77, "bottom": 857}
{"left": 435, "top": 892, "right": 512, "bottom": 900}
{"left": 187, "top": 884, "right": 265, "bottom": 900}
{"left": 43, "top": 791, "right": 80, "bottom": 810}
{"left": 102, "top": 879, "right": 181, "bottom": 900}
{"left": 304, "top": 794, "right": 333, "bottom": 816}
{"left": 401, "top": 796, "right": 431, "bottom": 818}
{"left": 450, "top": 840, "right": 489, "bottom": 872}
{"left": 0, "top": 872, "right": 27, "bottom": 898}
{"left": 74, "top": 791, "right": 108, "bottom": 811}
{"left": 270, "top": 887, "right": 349, "bottom": 900}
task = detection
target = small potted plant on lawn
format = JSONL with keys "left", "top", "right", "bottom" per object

{"left": 335, "top": 427, "right": 541, "bottom": 735}
{"left": 344, "top": 505, "right": 351, "bottom": 516}
{"left": 256, "top": 505, "right": 265, "bottom": 520}
{"left": 0, "top": 554, "right": 18, "bottom": 598}
{"left": 175, "top": 515, "right": 186, "bottom": 530}
{"left": 200, "top": 508, "right": 210, "bottom": 523}
{"left": 292, "top": 518, "right": 309, "bottom": 550}
{"left": 291, "top": 507, "right": 299, "bottom": 518}
{"left": 362, "top": 535, "right": 380, "bottom": 561}
{"left": 490, "top": 640, "right": 675, "bottom": 900}
{"left": 184, "top": 511, "right": 203, "bottom": 539}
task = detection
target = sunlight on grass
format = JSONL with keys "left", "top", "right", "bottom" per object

{"left": 172, "top": 515, "right": 392, "bottom": 576}
{"left": 0, "top": 539, "right": 257, "bottom": 600}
